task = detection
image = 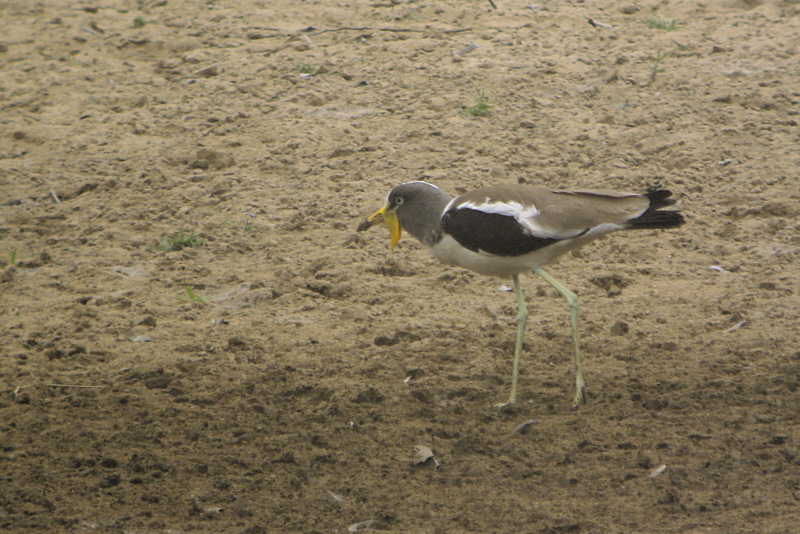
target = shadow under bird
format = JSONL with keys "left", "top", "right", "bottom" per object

{"left": 358, "top": 181, "right": 685, "bottom": 407}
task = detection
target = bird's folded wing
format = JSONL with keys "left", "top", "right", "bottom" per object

{"left": 451, "top": 186, "right": 651, "bottom": 241}
{"left": 526, "top": 189, "right": 651, "bottom": 237}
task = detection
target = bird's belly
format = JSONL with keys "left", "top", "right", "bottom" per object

{"left": 430, "top": 234, "right": 581, "bottom": 277}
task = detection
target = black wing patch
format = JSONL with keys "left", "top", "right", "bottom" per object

{"left": 441, "top": 207, "right": 559, "bottom": 257}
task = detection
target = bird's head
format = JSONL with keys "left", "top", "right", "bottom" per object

{"left": 357, "top": 181, "right": 446, "bottom": 248}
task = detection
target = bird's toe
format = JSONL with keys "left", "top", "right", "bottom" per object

{"left": 572, "top": 385, "right": 588, "bottom": 409}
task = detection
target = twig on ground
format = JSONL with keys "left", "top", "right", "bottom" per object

{"left": 588, "top": 18, "right": 614, "bottom": 30}
{"left": 724, "top": 320, "right": 747, "bottom": 333}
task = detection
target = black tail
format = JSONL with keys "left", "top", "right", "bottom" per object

{"left": 628, "top": 188, "right": 685, "bottom": 229}
{"left": 645, "top": 187, "right": 677, "bottom": 209}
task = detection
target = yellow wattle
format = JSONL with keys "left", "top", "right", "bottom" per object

{"left": 367, "top": 206, "right": 402, "bottom": 249}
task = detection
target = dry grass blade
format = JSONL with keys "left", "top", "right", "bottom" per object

{"left": 348, "top": 519, "right": 378, "bottom": 532}
{"left": 326, "top": 490, "right": 345, "bottom": 506}
{"left": 724, "top": 320, "right": 747, "bottom": 333}
{"left": 649, "top": 464, "right": 667, "bottom": 478}
{"left": 512, "top": 419, "right": 538, "bottom": 435}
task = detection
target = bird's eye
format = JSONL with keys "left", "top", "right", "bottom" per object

{"left": 393, "top": 196, "right": 404, "bottom": 207}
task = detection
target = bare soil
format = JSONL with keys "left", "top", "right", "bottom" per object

{"left": 1, "top": 1, "right": 799, "bottom": 533}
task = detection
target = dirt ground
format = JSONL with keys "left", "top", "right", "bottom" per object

{"left": 1, "top": 0, "right": 799, "bottom": 532}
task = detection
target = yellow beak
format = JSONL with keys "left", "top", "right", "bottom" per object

{"left": 365, "top": 205, "right": 402, "bottom": 248}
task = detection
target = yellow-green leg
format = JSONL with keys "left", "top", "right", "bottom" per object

{"left": 533, "top": 267, "right": 587, "bottom": 407}
{"left": 496, "top": 273, "right": 527, "bottom": 408}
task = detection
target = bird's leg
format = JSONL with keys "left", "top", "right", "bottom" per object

{"left": 532, "top": 267, "right": 587, "bottom": 407}
{"left": 496, "top": 274, "right": 527, "bottom": 408}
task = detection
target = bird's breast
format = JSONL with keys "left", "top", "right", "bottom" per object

{"left": 429, "top": 234, "right": 570, "bottom": 277}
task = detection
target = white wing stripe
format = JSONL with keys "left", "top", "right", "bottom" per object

{"left": 441, "top": 197, "right": 458, "bottom": 219}
{"left": 458, "top": 199, "right": 539, "bottom": 218}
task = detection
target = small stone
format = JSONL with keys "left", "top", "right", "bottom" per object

{"left": 47, "top": 349, "right": 66, "bottom": 360}
{"left": 1, "top": 267, "right": 15, "bottom": 283}
{"left": 610, "top": 321, "right": 629, "bottom": 336}
{"left": 353, "top": 387, "right": 384, "bottom": 403}
{"left": 99, "top": 474, "right": 121, "bottom": 488}
{"left": 144, "top": 374, "right": 172, "bottom": 389}
{"left": 226, "top": 337, "right": 248, "bottom": 351}
{"left": 374, "top": 335, "right": 395, "bottom": 346}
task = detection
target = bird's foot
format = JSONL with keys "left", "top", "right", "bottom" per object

{"left": 571, "top": 380, "right": 588, "bottom": 409}
{"left": 494, "top": 397, "right": 517, "bottom": 412}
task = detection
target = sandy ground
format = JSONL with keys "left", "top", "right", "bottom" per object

{"left": 1, "top": 0, "right": 799, "bottom": 532}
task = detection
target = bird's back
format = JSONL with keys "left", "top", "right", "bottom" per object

{"left": 451, "top": 185, "right": 657, "bottom": 239}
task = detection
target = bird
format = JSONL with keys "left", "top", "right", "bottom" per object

{"left": 357, "top": 181, "right": 685, "bottom": 408}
